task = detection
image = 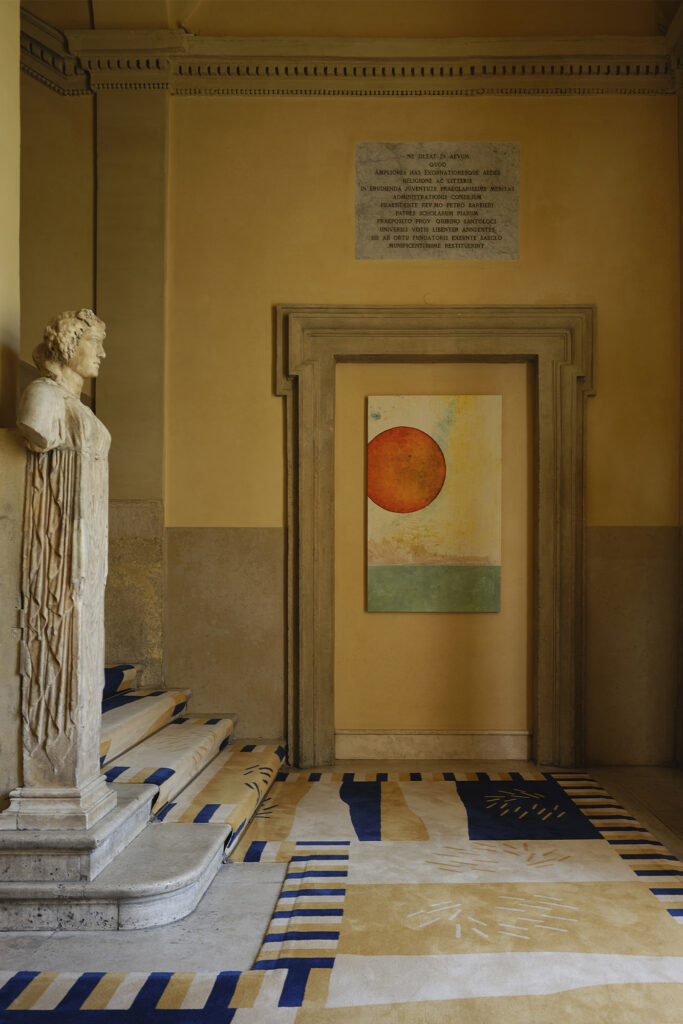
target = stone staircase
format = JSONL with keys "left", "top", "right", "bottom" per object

{"left": 0, "top": 667, "right": 285, "bottom": 930}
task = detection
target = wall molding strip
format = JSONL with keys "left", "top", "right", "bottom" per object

{"left": 20, "top": 11, "right": 683, "bottom": 97}
{"left": 276, "top": 305, "right": 595, "bottom": 769}
{"left": 335, "top": 731, "right": 532, "bottom": 760}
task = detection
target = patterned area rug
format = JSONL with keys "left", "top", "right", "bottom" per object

{"left": 2, "top": 770, "right": 683, "bottom": 1022}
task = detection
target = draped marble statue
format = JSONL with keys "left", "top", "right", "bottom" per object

{"left": 6, "top": 309, "right": 116, "bottom": 829}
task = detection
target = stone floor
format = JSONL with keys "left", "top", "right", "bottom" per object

{"left": 0, "top": 761, "right": 680, "bottom": 974}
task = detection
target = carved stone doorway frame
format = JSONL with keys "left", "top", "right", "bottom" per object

{"left": 276, "top": 306, "right": 595, "bottom": 769}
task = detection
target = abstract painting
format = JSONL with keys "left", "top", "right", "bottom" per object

{"left": 367, "top": 395, "right": 502, "bottom": 612}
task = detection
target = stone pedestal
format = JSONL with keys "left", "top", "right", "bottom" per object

{"left": 1, "top": 775, "right": 116, "bottom": 832}
{"left": 0, "top": 784, "right": 153, "bottom": 884}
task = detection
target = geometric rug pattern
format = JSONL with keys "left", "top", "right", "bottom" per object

{"left": 2, "top": 771, "right": 682, "bottom": 1022}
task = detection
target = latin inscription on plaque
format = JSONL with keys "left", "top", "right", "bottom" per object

{"left": 356, "top": 142, "right": 519, "bottom": 260}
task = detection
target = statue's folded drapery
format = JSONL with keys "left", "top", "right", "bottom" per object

{"left": 19, "top": 377, "right": 110, "bottom": 787}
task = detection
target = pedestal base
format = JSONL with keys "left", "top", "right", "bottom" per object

{"left": 0, "top": 820, "right": 230, "bottom": 930}
{"left": 0, "top": 774, "right": 118, "bottom": 831}
{"left": 0, "top": 784, "right": 153, "bottom": 883}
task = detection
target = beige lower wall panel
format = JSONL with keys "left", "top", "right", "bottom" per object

{"left": 0, "top": 429, "right": 24, "bottom": 799}
{"left": 585, "top": 526, "right": 679, "bottom": 765}
{"left": 335, "top": 731, "right": 531, "bottom": 760}
{"left": 105, "top": 500, "right": 164, "bottom": 689}
{"left": 165, "top": 527, "right": 285, "bottom": 737}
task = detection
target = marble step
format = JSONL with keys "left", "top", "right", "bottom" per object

{"left": 100, "top": 689, "right": 190, "bottom": 766}
{"left": 0, "top": 817, "right": 231, "bottom": 930}
{"left": 158, "top": 741, "right": 286, "bottom": 854}
{"left": 103, "top": 716, "right": 235, "bottom": 812}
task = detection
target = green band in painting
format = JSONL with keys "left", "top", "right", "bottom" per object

{"left": 367, "top": 564, "right": 501, "bottom": 613}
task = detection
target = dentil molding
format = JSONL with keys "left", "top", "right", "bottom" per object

{"left": 20, "top": 9, "right": 683, "bottom": 97}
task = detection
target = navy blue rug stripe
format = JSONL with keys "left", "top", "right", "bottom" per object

{"left": 279, "top": 888, "right": 345, "bottom": 898}
{"left": 290, "top": 854, "right": 349, "bottom": 862}
{"left": 577, "top": 803, "right": 624, "bottom": 809}
{"left": 263, "top": 931, "right": 340, "bottom": 943}
{"left": 635, "top": 869, "right": 683, "bottom": 876}
{"left": 278, "top": 964, "right": 315, "bottom": 1008}
{"left": 0, "top": 973, "right": 40, "bottom": 1010}
{"left": 286, "top": 870, "right": 347, "bottom": 879}
{"left": 296, "top": 841, "right": 350, "bottom": 846}
{"left": 253, "top": 958, "right": 335, "bottom": 971}
{"left": 244, "top": 841, "right": 266, "bottom": 862}
{"left": 56, "top": 974, "right": 105, "bottom": 1011}
{"left": 154, "top": 802, "right": 176, "bottom": 821}
{"left": 586, "top": 814, "right": 636, "bottom": 820}
{"left": 597, "top": 826, "right": 648, "bottom": 831}
{"left": 620, "top": 853, "right": 677, "bottom": 860}
{"left": 194, "top": 804, "right": 220, "bottom": 823}
{"left": 0, "top": 1011, "right": 237, "bottom": 1023}
{"left": 608, "top": 839, "right": 663, "bottom": 845}
{"left": 339, "top": 780, "right": 381, "bottom": 841}
{"left": 203, "top": 972, "right": 241, "bottom": 1009}
{"left": 131, "top": 973, "right": 174, "bottom": 1010}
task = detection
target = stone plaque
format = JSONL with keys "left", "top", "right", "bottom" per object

{"left": 356, "top": 142, "right": 519, "bottom": 260}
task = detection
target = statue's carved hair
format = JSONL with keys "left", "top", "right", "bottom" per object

{"left": 34, "top": 309, "right": 104, "bottom": 373}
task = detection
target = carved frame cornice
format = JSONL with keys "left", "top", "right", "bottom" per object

{"left": 20, "top": 9, "right": 683, "bottom": 96}
{"left": 276, "top": 305, "right": 595, "bottom": 769}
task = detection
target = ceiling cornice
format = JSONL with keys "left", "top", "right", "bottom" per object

{"left": 20, "top": 10, "right": 89, "bottom": 95}
{"left": 20, "top": 9, "right": 681, "bottom": 97}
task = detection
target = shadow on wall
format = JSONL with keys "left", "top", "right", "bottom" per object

{"left": 0, "top": 339, "right": 19, "bottom": 427}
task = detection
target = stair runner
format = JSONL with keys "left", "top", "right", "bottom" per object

{"left": 100, "top": 667, "right": 285, "bottom": 853}
{"left": 100, "top": 689, "right": 189, "bottom": 766}
{"left": 157, "top": 742, "right": 287, "bottom": 855}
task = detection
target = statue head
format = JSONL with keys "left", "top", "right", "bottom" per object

{"left": 33, "top": 309, "right": 106, "bottom": 383}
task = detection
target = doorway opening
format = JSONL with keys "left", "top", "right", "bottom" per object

{"left": 276, "top": 305, "right": 594, "bottom": 768}
{"left": 334, "top": 362, "right": 532, "bottom": 760}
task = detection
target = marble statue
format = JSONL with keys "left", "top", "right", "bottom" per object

{"left": 8, "top": 309, "right": 116, "bottom": 829}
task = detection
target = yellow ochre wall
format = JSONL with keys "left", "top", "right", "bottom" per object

{"left": 19, "top": 76, "right": 95, "bottom": 364}
{"left": 0, "top": 0, "right": 20, "bottom": 425}
{"left": 166, "top": 95, "right": 678, "bottom": 740}
{"left": 167, "top": 95, "right": 678, "bottom": 530}
{"left": 18, "top": 74, "right": 680, "bottom": 756}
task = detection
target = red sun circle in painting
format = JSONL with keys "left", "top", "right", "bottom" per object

{"left": 367, "top": 425, "right": 446, "bottom": 513}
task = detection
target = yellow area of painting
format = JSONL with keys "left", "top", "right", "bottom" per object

{"left": 293, "top": 982, "right": 683, "bottom": 1024}
{"left": 367, "top": 395, "right": 501, "bottom": 566}
{"left": 380, "top": 782, "right": 429, "bottom": 841}
{"left": 337, "top": 882, "right": 683, "bottom": 957}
